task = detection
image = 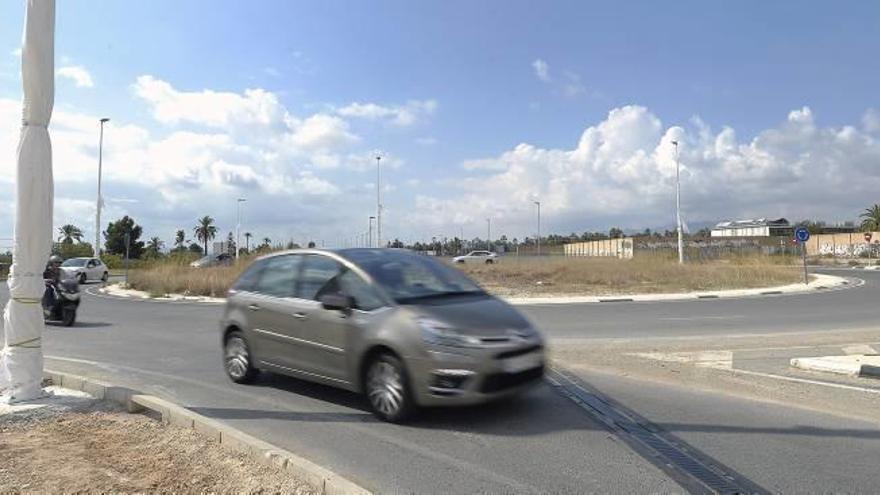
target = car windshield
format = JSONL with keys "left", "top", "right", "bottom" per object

{"left": 342, "top": 249, "right": 484, "bottom": 303}
{"left": 61, "top": 258, "right": 87, "bottom": 267}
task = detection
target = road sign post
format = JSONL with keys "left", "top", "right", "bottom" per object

{"left": 794, "top": 227, "right": 810, "bottom": 285}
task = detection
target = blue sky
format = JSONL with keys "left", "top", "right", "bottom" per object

{"left": 1, "top": 0, "right": 879, "bottom": 249}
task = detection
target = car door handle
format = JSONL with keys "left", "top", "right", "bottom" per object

{"left": 292, "top": 312, "right": 308, "bottom": 319}
{"left": 247, "top": 304, "right": 261, "bottom": 311}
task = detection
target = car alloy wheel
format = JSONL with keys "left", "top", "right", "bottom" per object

{"left": 366, "top": 354, "right": 413, "bottom": 422}
{"left": 101, "top": 272, "right": 109, "bottom": 282}
{"left": 224, "top": 333, "right": 257, "bottom": 383}
{"left": 79, "top": 273, "right": 87, "bottom": 284}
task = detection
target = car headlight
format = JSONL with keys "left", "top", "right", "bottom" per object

{"left": 419, "top": 319, "right": 482, "bottom": 347}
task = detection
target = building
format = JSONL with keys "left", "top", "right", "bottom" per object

{"left": 710, "top": 218, "right": 792, "bottom": 238}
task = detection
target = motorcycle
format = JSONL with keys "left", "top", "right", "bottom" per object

{"left": 43, "top": 278, "right": 80, "bottom": 327}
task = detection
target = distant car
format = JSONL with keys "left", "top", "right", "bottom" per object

{"left": 60, "top": 257, "right": 109, "bottom": 284}
{"left": 452, "top": 251, "right": 498, "bottom": 264}
{"left": 190, "top": 253, "right": 233, "bottom": 268}
{"left": 220, "top": 248, "right": 545, "bottom": 422}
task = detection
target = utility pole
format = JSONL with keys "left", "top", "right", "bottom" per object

{"left": 534, "top": 200, "right": 541, "bottom": 256}
{"left": 486, "top": 218, "right": 491, "bottom": 251}
{"left": 235, "top": 198, "right": 246, "bottom": 261}
{"left": 672, "top": 140, "right": 684, "bottom": 264}
{"left": 376, "top": 154, "right": 382, "bottom": 248}
{"left": 95, "top": 117, "right": 109, "bottom": 256}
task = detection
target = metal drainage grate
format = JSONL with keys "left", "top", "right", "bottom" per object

{"left": 548, "top": 367, "right": 768, "bottom": 495}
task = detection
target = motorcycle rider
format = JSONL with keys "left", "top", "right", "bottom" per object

{"left": 42, "top": 254, "right": 63, "bottom": 308}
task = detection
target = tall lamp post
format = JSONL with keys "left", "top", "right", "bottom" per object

{"left": 672, "top": 140, "right": 684, "bottom": 264}
{"left": 95, "top": 117, "right": 109, "bottom": 256}
{"left": 368, "top": 216, "right": 375, "bottom": 248}
{"left": 486, "top": 218, "right": 491, "bottom": 252}
{"left": 375, "top": 154, "right": 382, "bottom": 248}
{"left": 534, "top": 200, "right": 541, "bottom": 256}
{"left": 235, "top": 198, "right": 246, "bottom": 260}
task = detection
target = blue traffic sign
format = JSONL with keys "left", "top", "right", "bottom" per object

{"left": 794, "top": 227, "right": 810, "bottom": 242}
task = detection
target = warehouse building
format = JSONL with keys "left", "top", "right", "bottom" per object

{"left": 710, "top": 218, "right": 792, "bottom": 238}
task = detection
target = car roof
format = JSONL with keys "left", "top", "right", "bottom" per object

{"left": 255, "top": 247, "right": 415, "bottom": 263}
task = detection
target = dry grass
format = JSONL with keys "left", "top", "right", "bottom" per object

{"left": 127, "top": 258, "right": 248, "bottom": 298}
{"left": 458, "top": 254, "right": 803, "bottom": 297}
{"left": 127, "top": 252, "right": 803, "bottom": 299}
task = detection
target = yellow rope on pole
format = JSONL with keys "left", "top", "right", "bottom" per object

{"left": 11, "top": 297, "right": 41, "bottom": 304}
{"left": 5, "top": 337, "right": 41, "bottom": 349}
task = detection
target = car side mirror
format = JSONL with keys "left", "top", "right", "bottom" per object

{"left": 320, "top": 293, "right": 354, "bottom": 312}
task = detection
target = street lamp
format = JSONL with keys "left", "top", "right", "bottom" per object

{"left": 369, "top": 216, "right": 375, "bottom": 248}
{"left": 672, "top": 140, "right": 684, "bottom": 264}
{"left": 534, "top": 200, "right": 541, "bottom": 256}
{"left": 235, "top": 198, "right": 246, "bottom": 260}
{"left": 486, "top": 218, "right": 491, "bottom": 252}
{"left": 375, "top": 154, "right": 382, "bottom": 248}
{"left": 95, "top": 117, "right": 109, "bottom": 257}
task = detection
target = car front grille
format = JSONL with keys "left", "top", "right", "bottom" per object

{"left": 479, "top": 366, "right": 545, "bottom": 393}
{"left": 495, "top": 344, "right": 543, "bottom": 360}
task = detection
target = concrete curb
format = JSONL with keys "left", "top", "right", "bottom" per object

{"left": 790, "top": 355, "right": 880, "bottom": 379}
{"left": 506, "top": 273, "right": 854, "bottom": 305}
{"left": 43, "top": 369, "right": 371, "bottom": 495}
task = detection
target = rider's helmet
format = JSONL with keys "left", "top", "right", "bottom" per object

{"left": 48, "top": 254, "right": 63, "bottom": 266}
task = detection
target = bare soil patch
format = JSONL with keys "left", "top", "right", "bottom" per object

{"left": 0, "top": 398, "right": 313, "bottom": 494}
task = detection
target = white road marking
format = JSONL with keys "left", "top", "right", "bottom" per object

{"left": 659, "top": 315, "right": 746, "bottom": 321}
{"left": 729, "top": 368, "right": 880, "bottom": 395}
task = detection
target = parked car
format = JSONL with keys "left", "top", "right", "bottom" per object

{"left": 220, "top": 248, "right": 545, "bottom": 422}
{"left": 452, "top": 250, "right": 498, "bottom": 264}
{"left": 60, "top": 257, "right": 109, "bottom": 284}
{"left": 190, "top": 253, "right": 233, "bottom": 268}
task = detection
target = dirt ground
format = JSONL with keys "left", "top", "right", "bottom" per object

{"left": 0, "top": 399, "right": 314, "bottom": 494}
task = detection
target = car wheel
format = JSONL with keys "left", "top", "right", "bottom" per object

{"left": 101, "top": 272, "right": 109, "bottom": 282}
{"left": 365, "top": 353, "right": 414, "bottom": 422}
{"left": 78, "top": 273, "right": 87, "bottom": 284}
{"left": 224, "top": 331, "right": 258, "bottom": 384}
{"left": 456, "top": 259, "right": 465, "bottom": 264}
{"left": 485, "top": 259, "right": 494, "bottom": 264}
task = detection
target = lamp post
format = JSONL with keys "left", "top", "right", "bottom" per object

{"left": 534, "top": 200, "right": 541, "bottom": 256}
{"left": 95, "top": 117, "right": 109, "bottom": 256}
{"left": 235, "top": 198, "right": 246, "bottom": 260}
{"left": 375, "top": 154, "right": 382, "bottom": 248}
{"left": 672, "top": 140, "right": 684, "bottom": 264}
{"left": 486, "top": 218, "right": 491, "bottom": 252}
{"left": 368, "top": 216, "right": 375, "bottom": 248}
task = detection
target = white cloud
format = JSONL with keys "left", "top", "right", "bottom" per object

{"left": 405, "top": 105, "right": 880, "bottom": 235}
{"left": 337, "top": 99, "right": 437, "bottom": 126}
{"left": 263, "top": 67, "right": 281, "bottom": 77}
{"left": 532, "top": 59, "right": 551, "bottom": 82}
{"left": 132, "top": 75, "right": 283, "bottom": 127}
{"left": 863, "top": 108, "right": 880, "bottom": 134}
{"left": 416, "top": 137, "right": 437, "bottom": 146}
{"left": 57, "top": 65, "right": 94, "bottom": 88}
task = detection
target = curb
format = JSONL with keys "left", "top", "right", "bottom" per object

{"left": 790, "top": 356, "right": 880, "bottom": 379}
{"left": 506, "top": 273, "right": 856, "bottom": 306}
{"left": 43, "top": 369, "right": 371, "bottom": 495}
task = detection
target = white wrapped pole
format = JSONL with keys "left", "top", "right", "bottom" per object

{"left": 1, "top": 0, "right": 55, "bottom": 403}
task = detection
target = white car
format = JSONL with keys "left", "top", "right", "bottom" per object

{"left": 452, "top": 250, "right": 498, "bottom": 264}
{"left": 60, "top": 257, "right": 109, "bottom": 283}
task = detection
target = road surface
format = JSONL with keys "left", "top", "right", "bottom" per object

{"left": 2, "top": 268, "right": 879, "bottom": 492}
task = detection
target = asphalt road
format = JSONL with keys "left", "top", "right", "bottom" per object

{"left": 2, "top": 268, "right": 880, "bottom": 493}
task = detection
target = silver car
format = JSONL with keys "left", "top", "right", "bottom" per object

{"left": 220, "top": 248, "right": 545, "bottom": 422}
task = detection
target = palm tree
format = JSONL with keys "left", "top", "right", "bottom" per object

{"left": 174, "top": 229, "right": 186, "bottom": 249}
{"left": 262, "top": 237, "right": 271, "bottom": 248}
{"left": 147, "top": 236, "right": 164, "bottom": 252}
{"left": 57, "top": 224, "right": 84, "bottom": 244}
{"left": 244, "top": 232, "right": 252, "bottom": 252}
{"left": 194, "top": 216, "right": 218, "bottom": 255}
{"left": 860, "top": 204, "right": 880, "bottom": 231}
